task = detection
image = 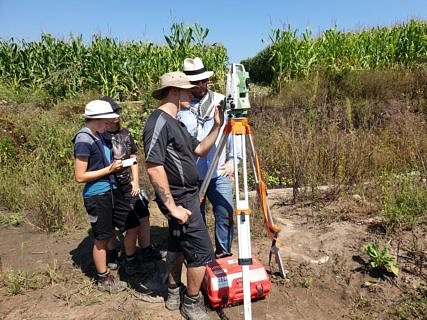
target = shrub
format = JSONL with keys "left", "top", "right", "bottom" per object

{"left": 380, "top": 173, "right": 427, "bottom": 231}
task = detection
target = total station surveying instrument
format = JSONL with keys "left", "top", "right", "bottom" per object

{"left": 200, "top": 64, "right": 287, "bottom": 320}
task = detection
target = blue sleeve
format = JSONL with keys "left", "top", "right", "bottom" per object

{"left": 177, "top": 109, "right": 197, "bottom": 137}
{"left": 74, "top": 133, "right": 92, "bottom": 158}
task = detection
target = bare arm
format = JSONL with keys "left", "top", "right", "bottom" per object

{"left": 146, "top": 162, "right": 191, "bottom": 224}
{"left": 74, "top": 156, "right": 123, "bottom": 183}
{"left": 129, "top": 154, "right": 139, "bottom": 196}
{"left": 194, "top": 105, "right": 224, "bottom": 156}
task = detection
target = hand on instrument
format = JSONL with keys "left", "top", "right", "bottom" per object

{"left": 214, "top": 104, "right": 224, "bottom": 128}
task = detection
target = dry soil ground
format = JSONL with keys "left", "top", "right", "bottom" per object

{"left": 0, "top": 189, "right": 425, "bottom": 320}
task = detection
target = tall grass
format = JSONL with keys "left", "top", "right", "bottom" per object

{"left": 0, "top": 23, "right": 228, "bottom": 102}
{"left": 0, "top": 102, "right": 83, "bottom": 231}
{"left": 243, "top": 20, "right": 427, "bottom": 91}
{"left": 251, "top": 69, "right": 427, "bottom": 196}
{"left": 0, "top": 22, "right": 425, "bottom": 233}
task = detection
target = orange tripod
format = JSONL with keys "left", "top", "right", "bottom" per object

{"left": 199, "top": 117, "right": 287, "bottom": 319}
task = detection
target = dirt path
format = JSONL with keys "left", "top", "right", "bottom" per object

{"left": 0, "top": 191, "right": 425, "bottom": 319}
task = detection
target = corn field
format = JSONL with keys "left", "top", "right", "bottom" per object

{"left": 242, "top": 19, "right": 427, "bottom": 90}
{"left": 0, "top": 23, "right": 228, "bottom": 101}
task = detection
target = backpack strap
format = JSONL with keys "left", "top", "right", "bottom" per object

{"left": 79, "top": 129, "right": 116, "bottom": 186}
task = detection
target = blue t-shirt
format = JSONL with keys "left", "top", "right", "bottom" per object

{"left": 72, "top": 128, "right": 117, "bottom": 198}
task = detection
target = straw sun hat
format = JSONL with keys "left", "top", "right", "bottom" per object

{"left": 152, "top": 71, "right": 197, "bottom": 100}
{"left": 183, "top": 57, "right": 214, "bottom": 82}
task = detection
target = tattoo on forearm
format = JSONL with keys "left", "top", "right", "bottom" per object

{"left": 152, "top": 182, "right": 171, "bottom": 205}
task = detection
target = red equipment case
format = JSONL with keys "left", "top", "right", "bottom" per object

{"left": 202, "top": 255, "right": 272, "bottom": 308}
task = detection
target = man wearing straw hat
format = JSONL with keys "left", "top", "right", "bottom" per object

{"left": 143, "top": 71, "right": 223, "bottom": 319}
{"left": 179, "top": 57, "right": 240, "bottom": 259}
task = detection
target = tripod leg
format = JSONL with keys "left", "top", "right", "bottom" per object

{"left": 199, "top": 130, "right": 229, "bottom": 201}
{"left": 233, "top": 132, "right": 253, "bottom": 320}
{"left": 246, "top": 131, "right": 287, "bottom": 278}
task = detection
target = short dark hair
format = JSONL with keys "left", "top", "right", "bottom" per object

{"left": 100, "top": 96, "right": 121, "bottom": 112}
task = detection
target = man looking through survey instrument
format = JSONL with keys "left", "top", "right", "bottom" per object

{"left": 178, "top": 57, "right": 241, "bottom": 259}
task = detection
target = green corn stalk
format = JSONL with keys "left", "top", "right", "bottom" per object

{"left": 0, "top": 23, "right": 227, "bottom": 101}
{"left": 246, "top": 19, "right": 426, "bottom": 90}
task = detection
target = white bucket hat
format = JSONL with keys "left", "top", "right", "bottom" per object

{"left": 83, "top": 100, "right": 120, "bottom": 119}
{"left": 183, "top": 57, "right": 214, "bottom": 82}
{"left": 152, "top": 71, "right": 197, "bottom": 100}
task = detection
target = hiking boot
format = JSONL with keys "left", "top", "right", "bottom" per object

{"left": 141, "top": 244, "right": 166, "bottom": 261}
{"left": 124, "top": 257, "right": 156, "bottom": 276}
{"left": 165, "top": 283, "right": 185, "bottom": 311}
{"left": 97, "top": 274, "right": 127, "bottom": 293}
{"left": 107, "top": 248, "right": 119, "bottom": 270}
{"left": 180, "top": 292, "right": 210, "bottom": 320}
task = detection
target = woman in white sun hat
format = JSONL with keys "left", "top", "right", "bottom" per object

{"left": 72, "top": 100, "right": 141, "bottom": 293}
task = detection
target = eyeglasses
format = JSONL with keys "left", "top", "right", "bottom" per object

{"left": 190, "top": 79, "right": 208, "bottom": 85}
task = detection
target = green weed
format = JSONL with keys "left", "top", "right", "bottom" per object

{"left": 0, "top": 169, "right": 24, "bottom": 212}
{"left": 389, "top": 288, "right": 427, "bottom": 320}
{"left": 301, "top": 276, "right": 313, "bottom": 288}
{"left": 380, "top": 173, "right": 427, "bottom": 231}
{"left": 363, "top": 242, "right": 399, "bottom": 276}
{"left": 44, "top": 259, "right": 64, "bottom": 285}
{"left": 0, "top": 212, "right": 23, "bottom": 226}
{"left": 3, "top": 269, "right": 47, "bottom": 295}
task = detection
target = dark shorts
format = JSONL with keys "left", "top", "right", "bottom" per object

{"left": 158, "top": 193, "right": 214, "bottom": 268}
{"left": 120, "top": 184, "right": 150, "bottom": 219}
{"left": 132, "top": 196, "right": 150, "bottom": 219}
{"left": 84, "top": 188, "right": 140, "bottom": 240}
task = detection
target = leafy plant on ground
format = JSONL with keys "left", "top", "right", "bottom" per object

{"left": 301, "top": 276, "right": 313, "bottom": 288}
{"left": 3, "top": 269, "right": 47, "bottom": 295}
{"left": 43, "top": 260, "right": 64, "bottom": 285}
{"left": 363, "top": 242, "right": 399, "bottom": 276}
{"left": 0, "top": 212, "right": 23, "bottom": 226}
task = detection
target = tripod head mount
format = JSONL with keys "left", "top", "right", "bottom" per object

{"left": 224, "top": 63, "right": 251, "bottom": 118}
